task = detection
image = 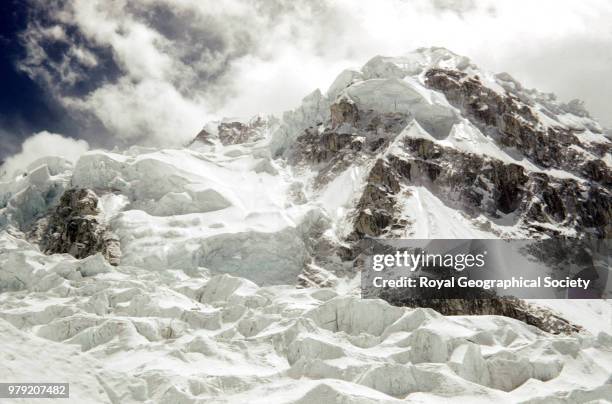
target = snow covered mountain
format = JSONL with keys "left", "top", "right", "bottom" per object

{"left": 0, "top": 47, "right": 611, "bottom": 403}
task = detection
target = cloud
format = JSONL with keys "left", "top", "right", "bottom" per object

{"left": 0, "top": 131, "right": 89, "bottom": 179}
{"left": 16, "top": 0, "right": 612, "bottom": 154}
{"left": 65, "top": 78, "right": 207, "bottom": 145}
{"left": 0, "top": 128, "right": 21, "bottom": 160}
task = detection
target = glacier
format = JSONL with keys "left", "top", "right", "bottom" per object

{"left": 0, "top": 47, "right": 611, "bottom": 403}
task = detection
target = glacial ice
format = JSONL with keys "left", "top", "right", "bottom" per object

{"left": 1, "top": 47, "right": 611, "bottom": 403}
{"left": 2, "top": 247, "right": 610, "bottom": 402}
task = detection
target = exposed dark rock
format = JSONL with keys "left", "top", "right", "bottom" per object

{"left": 190, "top": 117, "right": 267, "bottom": 146}
{"left": 424, "top": 68, "right": 610, "bottom": 181}
{"left": 288, "top": 106, "right": 410, "bottom": 195}
{"left": 218, "top": 117, "right": 266, "bottom": 145}
{"left": 285, "top": 70, "right": 611, "bottom": 331}
{"left": 487, "top": 162, "right": 528, "bottom": 214}
{"left": 354, "top": 160, "right": 401, "bottom": 237}
{"left": 582, "top": 159, "right": 612, "bottom": 186}
{"left": 368, "top": 159, "right": 401, "bottom": 193}
{"left": 396, "top": 137, "right": 611, "bottom": 237}
{"left": 355, "top": 208, "right": 393, "bottom": 237}
{"left": 289, "top": 84, "right": 611, "bottom": 242}
{"left": 330, "top": 99, "right": 359, "bottom": 128}
{"left": 40, "top": 188, "right": 121, "bottom": 266}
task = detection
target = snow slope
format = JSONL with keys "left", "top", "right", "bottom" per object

{"left": 1, "top": 47, "right": 611, "bottom": 403}
{"left": 1, "top": 231, "right": 611, "bottom": 403}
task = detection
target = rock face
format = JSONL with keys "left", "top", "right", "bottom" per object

{"left": 280, "top": 49, "right": 612, "bottom": 332}
{"left": 40, "top": 188, "right": 121, "bottom": 266}
{"left": 218, "top": 117, "right": 266, "bottom": 145}
{"left": 289, "top": 102, "right": 410, "bottom": 185}
{"left": 290, "top": 101, "right": 611, "bottom": 241}
{"left": 424, "top": 68, "right": 611, "bottom": 185}
{"left": 391, "top": 136, "right": 611, "bottom": 238}
{"left": 191, "top": 116, "right": 269, "bottom": 146}
{"left": 330, "top": 98, "right": 359, "bottom": 128}
{"left": 188, "top": 48, "right": 612, "bottom": 332}
{"left": 354, "top": 159, "right": 401, "bottom": 237}
{"left": 301, "top": 68, "right": 611, "bottom": 239}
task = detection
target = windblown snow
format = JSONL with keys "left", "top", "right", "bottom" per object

{"left": 1, "top": 47, "right": 611, "bottom": 403}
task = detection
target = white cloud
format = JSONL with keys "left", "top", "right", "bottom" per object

{"left": 0, "top": 131, "right": 89, "bottom": 179}
{"left": 66, "top": 78, "right": 208, "bottom": 144}
{"left": 214, "top": 0, "right": 612, "bottom": 125}
{"left": 18, "top": 0, "right": 612, "bottom": 152}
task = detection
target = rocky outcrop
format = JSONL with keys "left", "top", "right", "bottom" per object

{"left": 291, "top": 127, "right": 363, "bottom": 164}
{"left": 39, "top": 188, "right": 121, "bottom": 266}
{"left": 218, "top": 117, "right": 266, "bottom": 145}
{"left": 284, "top": 57, "right": 611, "bottom": 332}
{"left": 330, "top": 98, "right": 359, "bottom": 128}
{"left": 290, "top": 90, "right": 611, "bottom": 240}
{"left": 190, "top": 117, "right": 268, "bottom": 147}
{"left": 343, "top": 133, "right": 611, "bottom": 239}
{"left": 289, "top": 100, "right": 410, "bottom": 191}
{"left": 354, "top": 160, "right": 400, "bottom": 237}
{"left": 403, "top": 137, "right": 610, "bottom": 237}
{"left": 424, "top": 68, "right": 611, "bottom": 184}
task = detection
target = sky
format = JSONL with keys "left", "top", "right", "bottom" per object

{"left": 1, "top": 0, "right": 612, "bottom": 165}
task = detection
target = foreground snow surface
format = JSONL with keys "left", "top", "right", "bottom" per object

{"left": 0, "top": 130, "right": 610, "bottom": 404}
{"left": 1, "top": 232, "right": 611, "bottom": 404}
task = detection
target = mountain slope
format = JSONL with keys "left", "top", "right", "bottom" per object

{"left": 0, "top": 47, "right": 611, "bottom": 403}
